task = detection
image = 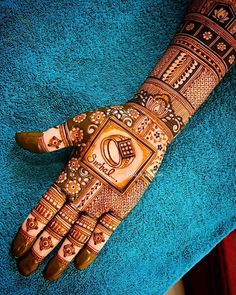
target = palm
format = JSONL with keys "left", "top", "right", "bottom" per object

{"left": 12, "top": 103, "right": 168, "bottom": 281}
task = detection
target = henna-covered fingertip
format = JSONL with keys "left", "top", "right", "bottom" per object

{"left": 43, "top": 256, "right": 69, "bottom": 282}
{"left": 74, "top": 248, "right": 97, "bottom": 270}
{"left": 17, "top": 251, "right": 41, "bottom": 276}
{"left": 15, "top": 131, "right": 44, "bottom": 153}
{"left": 11, "top": 231, "right": 33, "bottom": 258}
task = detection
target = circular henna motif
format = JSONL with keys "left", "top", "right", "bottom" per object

{"left": 26, "top": 217, "right": 38, "bottom": 232}
{"left": 39, "top": 236, "right": 54, "bottom": 251}
{"left": 63, "top": 243, "right": 75, "bottom": 257}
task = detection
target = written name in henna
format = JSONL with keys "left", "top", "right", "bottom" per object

{"left": 87, "top": 154, "right": 117, "bottom": 182}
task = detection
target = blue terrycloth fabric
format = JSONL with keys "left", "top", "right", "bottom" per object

{"left": 0, "top": 0, "right": 235, "bottom": 294}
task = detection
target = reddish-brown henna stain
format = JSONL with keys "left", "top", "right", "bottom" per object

{"left": 11, "top": 0, "right": 236, "bottom": 281}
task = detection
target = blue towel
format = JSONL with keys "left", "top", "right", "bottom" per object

{"left": 0, "top": 0, "right": 235, "bottom": 294}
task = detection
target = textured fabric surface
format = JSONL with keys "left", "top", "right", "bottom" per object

{"left": 0, "top": 0, "right": 235, "bottom": 294}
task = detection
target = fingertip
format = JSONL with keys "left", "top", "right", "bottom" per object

{"left": 74, "top": 248, "right": 97, "bottom": 270}
{"left": 17, "top": 251, "right": 41, "bottom": 276}
{"left": 15, "top": 131, "right": 44, "bottom": 153}
{"left": 11, "top": 230, "right": 34, "bottom": 258}
{"left": 43, "top": 256, "right": 69, "bottom": 282}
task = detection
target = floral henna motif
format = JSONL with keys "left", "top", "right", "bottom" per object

{"left": 90, "top": 111, "right": 106, "bottom": 125}
{"left": 63, "top": 243, "right": 75, "bottom": 257}
{"left": 93, "top": 232, "right": 105, "bottom": 245}
{"left": 203, "top": 31, "right": 213, "bottom": 40}
{"left": 65, "top": 180, "right": 81, "bottom": 196}
{"left": 48, "top": 136, "right": 62, "bottom": 149}
{"left": 70, "top": 127, "right": 84, "bottom": 143}
{"left": 212, "top": 7, "right": 230, "bottom": 23}
{"left": 56, "top": 171, "right": 67, "bottom": 184}
{"left": 26, "top": 217, "right": 38, "bottom": 232}
{"left": 73, "top": 113, "right": 87, "bottom": 123}
{"left": 129, "top": 0, "right": 236, "bottom": 137}
{"left": 131, "top": 90, "right": 184, "bottom": 135}
{"left": 67, "top": 157, "right": 80, "bottom": 172}
{"left": 12, "top": 0, "right": 236, "bottom": 281}
{"left": 39, "top": 236, "right": 54, "bottom": 251}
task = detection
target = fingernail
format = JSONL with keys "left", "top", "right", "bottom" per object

{"left": 17, "top": 251, "right": 41, "bottom": 276}
{"left": 74, "top": 248, "right": 97, "bottom": 270}
{"left": 43, "top": 256, "right": 69, "bottom": 281}
{"left": 15, "top": 131, "right": 43, "bottom": 153}
{"left": 11, "top": 231, "right": 34, "bottom": 258}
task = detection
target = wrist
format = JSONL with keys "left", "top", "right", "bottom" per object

{"left": 129, "top": 1, "right": 236, "bottom": 141}
{"left": 127, "top": 88, "right": 185, "bottom": 143}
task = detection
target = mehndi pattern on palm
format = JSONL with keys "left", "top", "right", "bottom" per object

{"left": 11, "top": 0, "right": 236, "bottom": 282}
{"left": 12, "top": 104, "right": 168, "bottom": 281}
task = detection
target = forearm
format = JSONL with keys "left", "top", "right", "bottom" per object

{"left": 129, "top": 0, "right": 236, "bottom": 142}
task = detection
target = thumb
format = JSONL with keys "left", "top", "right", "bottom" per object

{"left": 15, "top": 112, "right": 88, "bottom": 153}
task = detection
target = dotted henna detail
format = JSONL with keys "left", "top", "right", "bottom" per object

{"left": 93, "top": 232, "right": 105, "bottom": 245}
{"left": 131, "top": 90, "right": 184, "bottom": 135}
{"left": 26, "top": 217, "right": 38, "bottom": 232}
{"left": 39, "top": 236, "right": 54, "bottom": 251}
{"left": 48, "top": 136, "right": 62, "bottom": 149}
{"left": 63, "top": 243, "right": 75, "bottom": 257}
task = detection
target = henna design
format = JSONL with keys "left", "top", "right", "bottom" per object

{"left": 93, "top": 232, "right": 105, "bottom": 245}
{"left": 90, "top": 111, "right": 106, "bottom": 125}
{"left": 80, "top": 117, "right": 156, "bottom": 194}
{"left": 17, "top": 184, "right": 66, "bottom": 249}
{"left": 73, "top": 113, "right": 87, "bottom": 123}
{"left": 84, "top": 213, "right": 122, "bottom": 256}
{"left": 69, "top": 127, "right": 84, "bottom": 143}
{"left": 39, "top": 236, "right": 53, "bottom": 251}
{"left": 21, "top": 105, "right": 169, "bottom": 232}
{"left": 28, "top": 204, "right": 79, "bottom": 262}
{"left": 132, "top": 90, "right": 184, "bottom": 135}
{"left": 130, "top": 0, "right": 236, "bottom": 138}
{"left": 17, "top": 104, "right": 169, "bottom": 267}
{"left": 12, "top": 0, "right": 236, "bottom": 280}
{"left": 48, "top": 136, "right": 62, "bottom": 149}
{"left": 26, "top": 217, "right": 38, "bottom": 232}
{"left": 55, "top": 214, "right": 97, "bottom": 264}
{"left": 63, "top": 243, "right": 75, "bottom": 257}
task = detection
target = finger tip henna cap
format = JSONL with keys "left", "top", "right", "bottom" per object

{"left": 15, "top": 131, "right": 43, "bottom": 153}
{"left": 43, "top": 257, "right": 69, "bottom": 282}
{"left": 74, "top": 248, "right": 97, "bottom": 270}
{"left": 17, "top": 251, "right": 41, "bottom": 276}
{"left": 11, "top": 231, "right": 33, "bottom": 258}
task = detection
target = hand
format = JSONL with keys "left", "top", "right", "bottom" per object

{"left": 12, "top": 102, "right": 169, "bottom": 281}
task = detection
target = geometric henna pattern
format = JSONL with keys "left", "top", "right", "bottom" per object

{"left": 130, "top": 0, "right": 236, "bottom": 138}
{"left": 55, "top": 214, "right": 97, "bottom": 264}
{"left": 12, "top": 0, "right": 236, "bottom": 282}
{"left": 19, "top": 184, "right": 66, "bottom": 244}
{"left": 14, "top": 103, "right": 169, "bottom": 279}
{"left": 85, "top": 213, "right": 122, "bottom": 255}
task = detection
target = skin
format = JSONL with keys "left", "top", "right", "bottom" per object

{"left": 11, "top": 0, "right": 236, "bottom": 281}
